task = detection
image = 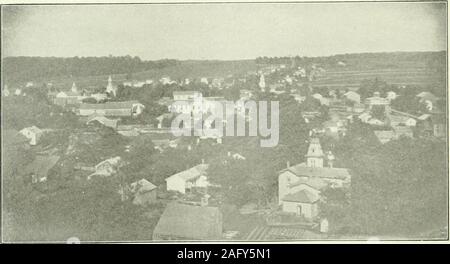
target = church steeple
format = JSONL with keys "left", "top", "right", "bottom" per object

{"left": 305, "top": 138, "right": 324, "bottom": 168}
{"left": 259, "top": 74, "right": 266, "bottom": 92}
{"left": 106, "top": 75, "right": 116, "bottom": 96}
{"left": 71, "top": 82, "right": 77, "bottom": 93}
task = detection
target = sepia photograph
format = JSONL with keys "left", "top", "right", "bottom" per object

{"left": 0, "top": 1, "right": 448, "bottom": 243}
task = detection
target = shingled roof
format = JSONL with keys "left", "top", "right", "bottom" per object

{"left": 153, "top": 202, "right": 222, "bottom": 240}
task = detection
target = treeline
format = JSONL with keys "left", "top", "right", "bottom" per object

{"left": 3, "top": 56, "right": 178, "bottom": 83}
{"left": 256, "top": 51, "right": 446, "bottom": 69}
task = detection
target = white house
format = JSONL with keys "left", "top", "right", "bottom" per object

{"left": 160, "top": 76, "right": 176, "bottom": 85}
{"left": 200, "top": 77, "right": 209, "bottom": 85}
{"left": 14, "top": 88, "right": 22, "bottom": 96}
{"left": 312, "top": 93, "right": 330, "bottom": 106}
{"left": 343, "top": 91, "right": 361, "bottom": 104}
{"left": 19, "top": 126, "right": 43, "bottom": 145}
{"left": 165, "top": 164, "right": 209, "bottom": 194}
{"left": 3, "top": 85, "right": 10, "bottom": 97}
{"left": 90, "top": 93, "right": 108, "bottom": 102}
{"left": 88, "top": 156, "right": 122, "bottom": 180}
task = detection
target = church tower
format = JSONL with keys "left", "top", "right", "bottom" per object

{"left": 106, "top": 76, "right": 116, "bottom": 96}
{"left": 71, "top": 82, "right": 78, "bottom": 93}
{"left": 305, "top": 138, "right": 324, "bottom": 168}
{"left": 258, "top": 74, "right": 266, "bottom": 92}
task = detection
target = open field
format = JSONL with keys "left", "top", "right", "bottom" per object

{"left": 312, "top": 67, "right": 445, "bottom": 88}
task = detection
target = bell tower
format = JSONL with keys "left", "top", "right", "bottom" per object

{"left": 106, "top": 76, "right": 116, "bottom": 96}
{"left": 305, "top": 138, "right": 324, "bottom": 168}
{"left": 259, "top": 74, "right": 266, "bottom": 92}
{"left": 71, "top": 82, "right": 77, "bottom": 93}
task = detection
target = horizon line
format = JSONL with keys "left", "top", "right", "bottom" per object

{"left": 3, "top": 49, "right": 446, "bottom": 62}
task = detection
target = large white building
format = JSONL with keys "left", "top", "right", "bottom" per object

{"left": 278, "top": 138, "right": 351, "bottom": 220}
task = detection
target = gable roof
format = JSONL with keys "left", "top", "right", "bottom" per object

{"left": 165, "top": 164, "right": 209, "bottom": 182}
{"left": 153, "top": 202, "right": 222, "bottom": 240}
{"left": 20, "top": 126, "right": 42, "bottom": 134}
{"left": 290, "top": 177, "right": 328, "bottom": 191}
{"left": 86, "top": 115, "right": 118, "bottom": 129}
{"left": 374, "top": 130, "right": 396, "bottom": 144}
{"left": 343, "top": 91, "right": 360, "bottom": 98}
{"left": 416, "top": 92, "right": 438, "bottom": 101}
{"left": 131, "top": 179, "right": 157, "bottom": 193}
{"left": 282, "top": 189, "right": 319, "bottom": 203}
{"left": 282, "top": 163, "right": 351, "bottom": 180}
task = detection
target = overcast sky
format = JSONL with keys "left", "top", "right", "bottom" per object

{"left": 1, "top": 2, "right": 447, "bottom": 60}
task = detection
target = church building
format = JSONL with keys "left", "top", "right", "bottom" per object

{"left": 278, "top": 138, "right": 351, "bottom": 220}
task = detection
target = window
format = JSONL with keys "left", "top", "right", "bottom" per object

{"left": 297, "top": 205, "right": 302, "bottom": 216}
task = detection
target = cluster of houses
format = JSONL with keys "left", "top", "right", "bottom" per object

{"left": 3, "top": 60, "right": 447, "bottom": 241}
{"left": 299, "top": 87, "right": 446, "bottom": 144}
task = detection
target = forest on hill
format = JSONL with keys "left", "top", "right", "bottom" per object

{"left": 2, "top": 56, "right": 178, "bottom": 83}
{"left": 256, "top": 51, "right": 446, "bottom": 70}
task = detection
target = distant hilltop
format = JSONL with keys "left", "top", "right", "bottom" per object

{"left": 2, "top": 51, "right": 445, "bottom": 85}
{"left": 256, "top": 50, "right": 446, "bottom": 69}
{"left": 2, "top": 56, "right": 178, "bottom": 83}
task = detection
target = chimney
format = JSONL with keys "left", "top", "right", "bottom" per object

{"left": 227, "top": 151, "right": 231, "bottom": 157}
{"left": 286, "top": 161, "right": 290, "bottom": 168}
{"left": 201, "top": 158, "right": 205, "bottom": 164}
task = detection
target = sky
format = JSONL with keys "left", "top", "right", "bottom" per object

{"left": 1, "top": 2, "right": 447, "bottom": 60}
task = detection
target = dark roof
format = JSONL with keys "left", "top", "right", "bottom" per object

{"left": 282, "top": 189, "right": 319, "bottom": 203}
{"left": 79, "top": 101, "right": 141, "bottom": 110}
{"left": 153, "top": 202, "right": 222, "bottom": 240}
{"left": 282, "top": 163, "right": 351, "bottom": 180}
